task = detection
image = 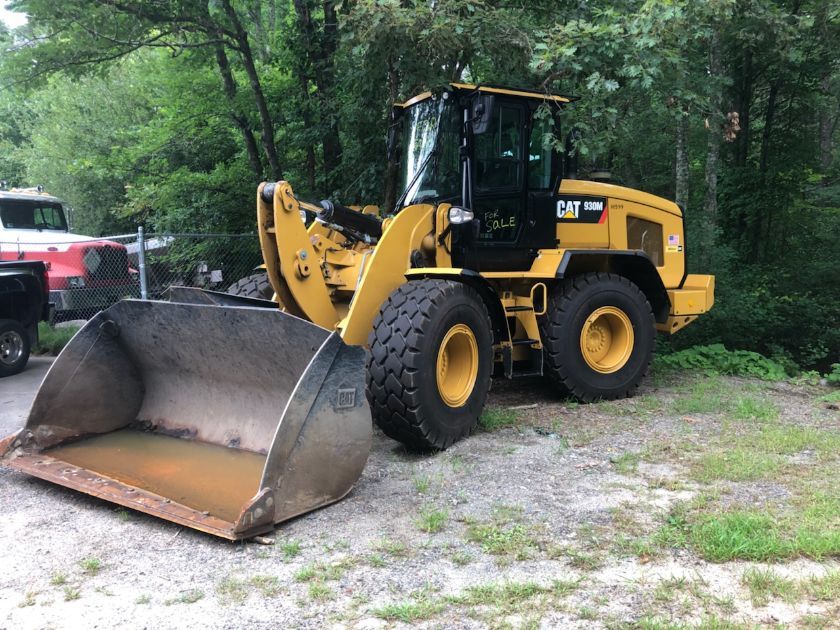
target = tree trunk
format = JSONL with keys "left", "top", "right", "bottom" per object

{"left": 702, "top": 28, "right": 723, "bottom": 265}
{"left": 733, "top": 49, "right": 753, "bottom": 167}
{"left": 213, "top": 43, "right": 263, "bottom": 180}
{"left": 382, "top": 57, "right": 401, "bottom": 213}
{"left": 220, "top": 0, "right": 282, "bottom": 181}
{"left": 675, "top": 113, "right": 689, "bottom": 209}
{"left": 318, "top": 0, "right": 342, "bottom": 192}
{"left": 819, "top": 74, "right": 835, "bottom": 173}
{"left": 292, "top": 0, "right": 343, "bottom": 193}
{"left": 759, "top": 79, "right": 781, "bottom": 173}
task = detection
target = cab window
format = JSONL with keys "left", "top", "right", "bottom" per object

{"left": 0, "top": 201, "right": 68, "bottom": 231}
{"left": 474, "top": 105, "right": 522, "bottom": 190}
{"left": 528, "top": 115, "right": 554, "bottom": 190}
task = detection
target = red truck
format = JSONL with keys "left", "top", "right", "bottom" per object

{"left": 0, "top": 187, "right": 136, "bottom": 316}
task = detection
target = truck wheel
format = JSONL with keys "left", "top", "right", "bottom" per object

{"left": 539, "top": 273, "right": 654, "bottom": 401}
{"left": 0, "top": 319, "right": 31, "bottom": 378}
{"left": 366, "top": 279, "right": 493, "bottom": 450}
{"left": 227, "top": 272, "right": 274, "bottom": 300}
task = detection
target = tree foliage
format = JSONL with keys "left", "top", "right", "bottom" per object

{"left": 0, "top": 0, "right": 837, "bottom": 369}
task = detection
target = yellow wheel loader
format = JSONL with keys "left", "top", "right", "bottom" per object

{"left": 1, "top": 84, "right": 714, "bottom": 540}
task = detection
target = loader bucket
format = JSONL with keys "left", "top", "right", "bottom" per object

{"left": 0, "top": 289, "right": 371, "bottom": 540}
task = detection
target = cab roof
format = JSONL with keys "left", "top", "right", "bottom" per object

{"left": 0, "top": 188, "right": 63, "bottom": 204}
{"left": 397, "top": 82, "right": 578, "bottom": 108}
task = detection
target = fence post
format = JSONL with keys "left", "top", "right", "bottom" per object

{"left": 137, "top": 225, "right": 149, "bottom": 300}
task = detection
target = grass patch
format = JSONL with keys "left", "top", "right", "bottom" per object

{"left": 372, "top": 597, "right": 444, "bottom": 622}
{"left": 293, "top": 565, "right": 316, "bottom": 582}
{"left": 742, "top": 568, "right": 798, "bottom": 606}
{"left": 732, "top": 396, "right": 778, "bottom": 422}
{"left": 413, "top": 474, "right": 431, "bottom": 494}
{"left": 691, "top": 448, "right": 781, "bottom": 482}
{"left": 672, "top": 377, "right": 733, "bottom": 415}
{"left": 308, "top": 582, "right": 334, "bottom": 601}
{"left": 804, "top": 571, "right": 840, "bottom": 601}
{"left": 372, "top": 538, "right": 409, "bottom": 557}
{"left": 279, "top": 539, "right": 301, "bottom": 559}
{"left": 691, "top": 509, "right": 840, "bottom": 561}
{"left": 294, "top": 557, "right": 357, "bottom": 584}
{"left": 416, "top": 507, "right": 448, "bottom": 533}
{"left": 466, "top": 522, "right": 537, "bottom": 560}
{"left": 165, "top": 589, "right": 204, "bottom": 605}
{"left": 50, "top": 572, "right": 68, "bottom": 586}
{"left": 216, "top": 576, "right": 248, "bottom": 604}
{"left": 63, "top": 586, "right": 81, "bottom": 601}
{"left": 479, "top": 408, "right": 519, "bottom": 431}
{"left": 80, "top": 557, "right": 102, "bottom": 575}
{"left": 35, "top": 323, "right": 80, "bottom": 355}
{"left": 135, "top": 594, "right": 151, "bottom": 605}
{"left": 451, "top": 581, "right": 550, "bottom": 607}
{"left": 366, "top": 553, "right": 387, "bottom": 567}
{"left": 18, "top": 591, "right": 37, "bottom": 608}
{"left": 749, "top": 424, "right": 840, "bottom": 456}
{"left": 611, "top": 451, "right": 640, "bottom": 475}
{"left": 451, "top": 550, "right": 473, "bottom": 566}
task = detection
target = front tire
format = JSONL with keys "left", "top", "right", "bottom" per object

{"left": 0, "top": 319, "right": 31, "bottom": 378}
{"left": 539, "top": 273, "right": 655, "bottom": 401}
{"left": 366, "top": 279, "right": 493, "bottom": 450}
{"left": 227, "top": 272, "right": 275, "bottom": 301}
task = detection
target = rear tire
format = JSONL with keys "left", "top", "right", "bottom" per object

{"left": 227, "top": 272, "right": 274, "bottom": 300}
{"left": 0, "top": 319, "right": 31, "bottom": 377}
{"left": 366, "top": 279, "right": 493, "bottom": 450}
{"left": 539, "top": 272, "right": 654, "bottom": 401}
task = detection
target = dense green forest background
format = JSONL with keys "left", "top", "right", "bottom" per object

{"left": 0, "top": 0, "right": 837, "bottom": 371}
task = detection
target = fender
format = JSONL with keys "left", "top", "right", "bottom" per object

{"left": 555, "top": 250, "right": 671, "bottom": 323}
{"left": 405, "top": 268, "right": 509, "bottom": 345}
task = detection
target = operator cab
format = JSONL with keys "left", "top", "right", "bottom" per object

{"left": 392, "top": 83, "right": 577, "bottom": 271}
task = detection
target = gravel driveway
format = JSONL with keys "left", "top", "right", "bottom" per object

{"left": 1, "top": 368, "right": 837, "bottom": 629}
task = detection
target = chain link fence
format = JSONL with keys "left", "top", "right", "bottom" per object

{"left": 0, "top": 230, "right": 263, "bottom": 321}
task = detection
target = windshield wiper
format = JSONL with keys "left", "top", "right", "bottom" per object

{"left": 394, "top": 147, "right": 437, "bottom": 213}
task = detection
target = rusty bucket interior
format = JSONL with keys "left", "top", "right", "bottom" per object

{"left": 0, "top": 288, "right": 371, "bottom": 540}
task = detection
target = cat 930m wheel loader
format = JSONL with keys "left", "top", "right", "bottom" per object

{"left": 1, "top": 84, "right": 714, "bottom": 540}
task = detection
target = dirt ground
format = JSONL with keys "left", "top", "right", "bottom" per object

{"left": 1, "top": 370, "right": 838, "bottom": 629}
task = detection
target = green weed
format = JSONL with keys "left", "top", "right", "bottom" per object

{"left": 35, "top": 323, "right": 79, "bottom": 355}
{"left": 63, "top": 586, "right": 81, "bottom": 601}
{"left": 416, "top": 507, "right": 448, "bottom": 533}
{"left": 611, "top": 451, "right": 640, "bottom": 475}
{"left": 732, "top": 396, "right": 778, "bottom": 422}
{"left": 372, "top": 597, "right": 444, "bottom": 622}
{"left": 691, "top": 448, "right": 781, "bottom": 482}
{"left": 741, "top": 568, "right": 798, "bottom": 606}
{"left": 50, "top": 572, "right": 68, "bottom": 586}
{"left": 216, "top": 576, "right": 248, "bottom": 604}
{"left": 279, "top": 539, "right": 301, "bottom": 559}
{"left": 80, "top": 557, "right": 102, "bottom": 576}
{"left": 479, "top": 408, "right": 519, "bottom": 431}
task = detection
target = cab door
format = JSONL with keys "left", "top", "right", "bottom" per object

{"left": 459, "top": 99, "right": 557, "bottom": 271}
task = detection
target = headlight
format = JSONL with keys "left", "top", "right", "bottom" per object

{"left": 448, "top": 206, "right": 474, "bottom": 224}
{"left": 67, "top": 276, "right": 86, "bottom": 289}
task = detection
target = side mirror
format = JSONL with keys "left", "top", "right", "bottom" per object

{"left": 471, "top": 94, "right": 495, "bottom": 135}
{"left": 565, "top": 127, "right": 582, "bottom": 180}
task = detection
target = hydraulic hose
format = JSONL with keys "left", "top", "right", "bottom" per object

{"left": 261, "top": 183, "right": 382, "bottom": 240}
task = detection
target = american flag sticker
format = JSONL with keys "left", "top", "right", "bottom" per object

{"left": 668, "top": 234, "right": 680, "bottom": 246}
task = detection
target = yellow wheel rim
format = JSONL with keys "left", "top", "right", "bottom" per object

{"left": 579, "top": 306, "right": 634, "bottom": 374}
{"left": 436, "top": 324, "right": 479, "bottom": 408}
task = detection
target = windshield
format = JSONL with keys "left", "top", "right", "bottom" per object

{"left": 397, "top": 96, "right": 461, "bottom": 208}
{"left": 0, "top": 200, "right": 68, "bottom": 231}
